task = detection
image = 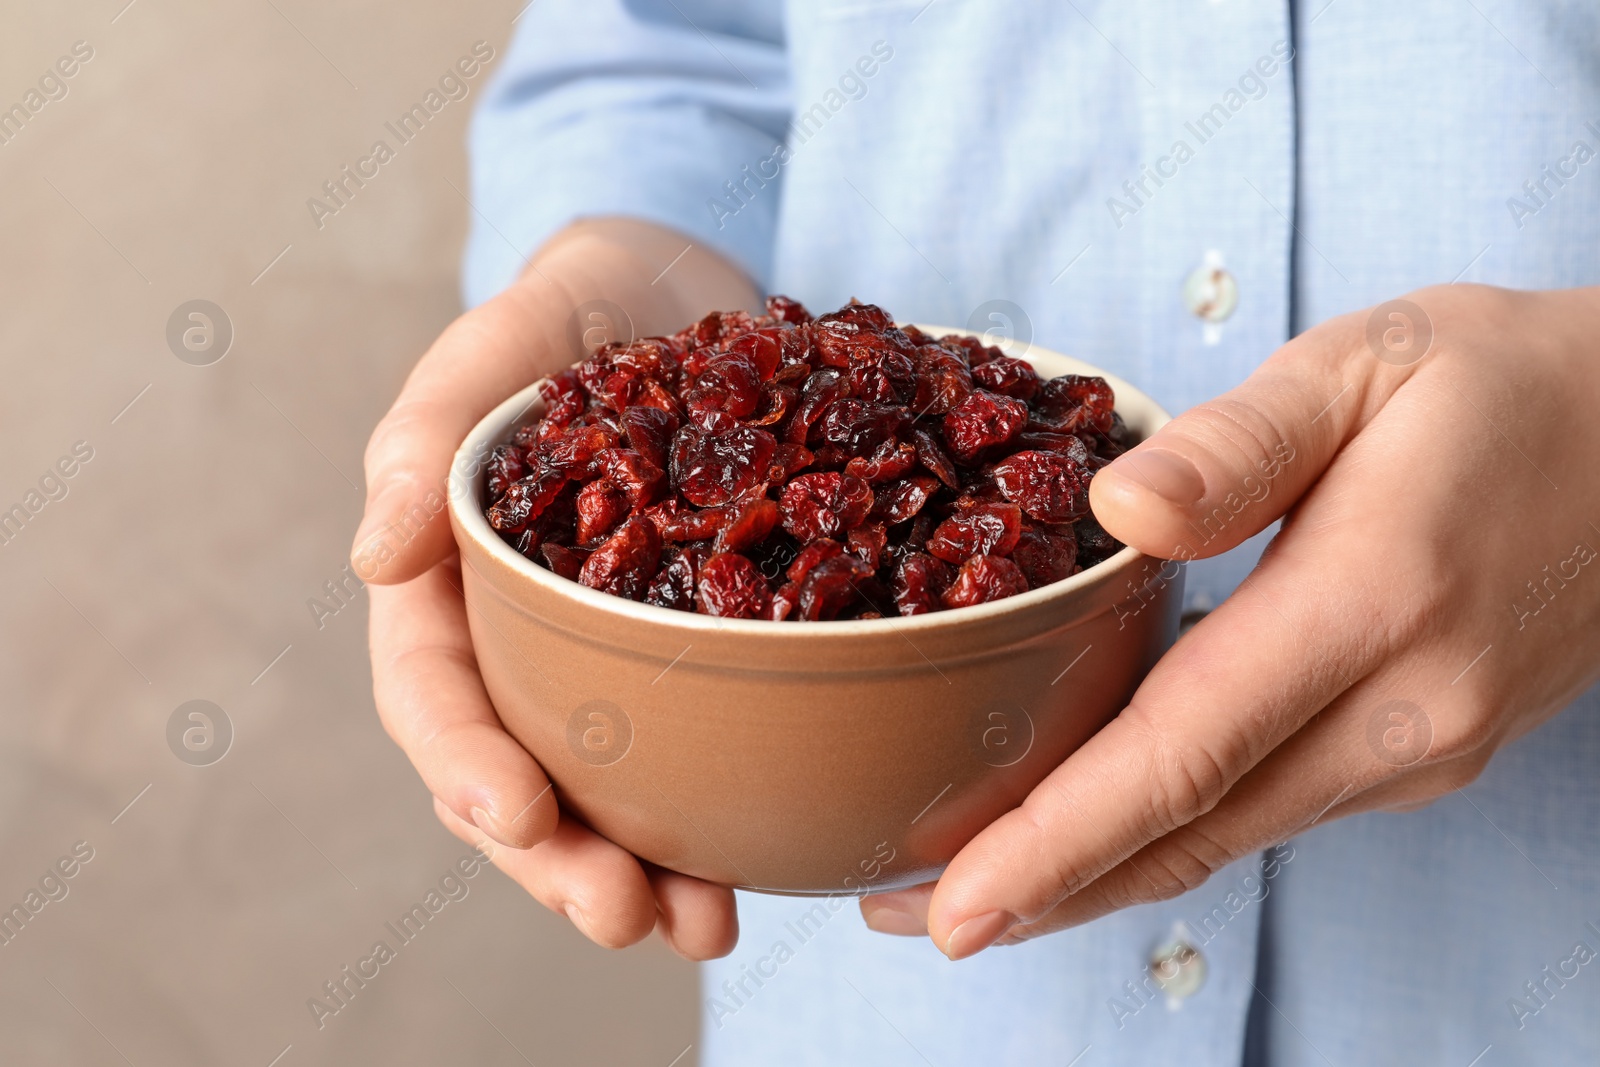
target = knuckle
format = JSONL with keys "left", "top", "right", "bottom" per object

{"left": 1013, "top": 796, "right": 1098, "bottom": 901}
{"left": 1094, "top": 838, "right": 1216, "bottom": 915}
{"left": 1118, "top": 844, "right": 1218, "bottom": 910}
{"left": 1181, "top": 396, "right": 1294, "bottom": 471}
{"left": 1423, "top": 706, "right": 1498, "bottom": 765}
{"left": 1366, "top": 550, "right": 1455, "bottom": 652}
{"left": 1120, "top": 708, "right": 1232, "bottom": 833}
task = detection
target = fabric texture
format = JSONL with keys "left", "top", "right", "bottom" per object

{"left": 464, "top": 1, "right": 1600, "bottom": 1061}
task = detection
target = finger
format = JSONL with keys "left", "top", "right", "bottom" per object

{"left": 645, "top": 865, "right": 740, "bottom": 961}
{"left": 921, "top": 548, "right": 1393, "bottom": 960}
{"left": 859, "top": 882, "right": 935, "bottom": 937}
{"left": 997, "top": 670, "right": 1497, "bottom": 940}
{"left": 371, "top": 560, "right": 557, "bottom": 848}
{"left": 998, "top": 709, "right": 1378, "bottom": 940}
{"left": 353, "top": 282, "right": 572, "bottom": 585}
{"left": 1090, "top": 302, "right": 1418, "bottom": 559}
{"left": 350, "top": 220, "right": 761, "bottom": 586}
{"left": 434, "top": 799, "right": 658, "bottom": 949}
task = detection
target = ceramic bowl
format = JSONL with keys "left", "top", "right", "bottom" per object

{"left": 449, "top": 327, "right": 1182, "bottom": 895}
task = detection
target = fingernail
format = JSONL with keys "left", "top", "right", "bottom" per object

{"left": 1110, "top": 448, "right": 1205, "bottom": 505}
{"left": 862, "top": 904, "right": 927, "bottom": 937}
{"left": 564, "top": 902, "right": 590, "bottom": 934}
{"left": 471, "top": 806, "right": 515, "bottom": 849}
{"left": 942, "top": 910, "right": 1016, "bottom": 960}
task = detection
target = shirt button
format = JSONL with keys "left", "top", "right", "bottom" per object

{"left": 1183, "top": 254, "right": 1238, "bottom": 323}
{"left": 1150, "top": 933, "right": 1207, "bottom": 1001}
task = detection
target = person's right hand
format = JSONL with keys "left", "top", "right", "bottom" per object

{"left": 351, "top": 218, "right": 759, "bottom": 960}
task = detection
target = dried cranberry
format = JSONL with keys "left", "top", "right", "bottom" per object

{"left": 540, "top": 543, "right": 589, "bottom": 581}
{"left": 485, "top": 444, "right": 526, "bottom": 502}
{"left": 575, "top": 481, "right": 628, "bottom": 545}
{"left": 1074, "top": 514, "right": 1123, "bottom": 568}
{"left": 636, "top": 378, "right": 683, "bottom": 417}
{"left": 939, "top": 334, "right": 1004, "bottom": 368}
{"left": 847, "top": 522, "right": 889, "bottom": 571}
{"left": 681, "top": 309, "right": 757, "bottom": 353}
{"left": 911, "top": 427, "right": 961, "bottom": 489}
{"left": 942, "top": 390, "right": 1028, "bottom": 464}
{"left": 819, "top": 399, "right": 905, "bottom": 457}
{"left": 596, "top": 448, "right": 666, "bottom": 511}
{"left": 606, "top": 338, "right": 680, "bottom": 383}
{"left": 991, "top": 450, "right": 1091, "bottom": 523}
{"left": 685, "top": 407, "right": 742, "bottom": 434}
{"left": 1033, "top": 374, "right": 1115, "bottom": 435}
{"left": 797, "top": 555, "right": 873, "bottom": 621}
{"left": 941, "top": 554, "right": 1028, "bottom": 608}
{"left": 593, "top": 369, "right": 643, "bottom": 414}
{"left": 578, "top": 516, "right": 661, "bottom": 600}
{"left": 533, "top": 371, "right": 586, "bottom": 433}
{"left": 670, "top": 425, "right": 776, "bottom": 507}
{"left": 747, "top": 382, "right": 798, "bottom": 428}
{"left": 768, "top": 442, "right": 814, "bottom": 482}
{"left": 488, "top": 297, "right": 1125, "bottom": 618}
{"left": 972, "top": 356, "right": 1042, "bottom": 401}
{"left": 486, "top": 469, "right": 566, "bottom": 533}
{"left": 927, "top": 501, "right": 1023, "bottom": 563}
{"left": 870, "top": 474, "right": 940, "bottom": 525}
{"left": 687, "top": 351, "right": 762, "bottom": 418}
{"left": 892, "top": 553, "right": 953, "bottom": 616}
{"left": 786, "top": 539, "right": 844, "bottom": 584}
{"left": 1012, "top": 524, "right": 1079, "bottom": 588}
{"left": 769, "top": 581, "right": 801, "bottom": 620}
{"left": 621, "top": 406, "right": 679, "bottom": 472}
{"left": 714, "top": 497, "right": 779, "bottom": 555}
{"left": 765, "top": 295, "right": 812, "bottom": 324}
{"left": 538, "top": 422, "right": 620, "bottom": 477}
{"left": 508, "top": 528, "right": 539, "bottom": 559}
{"left": 786, "top": 369, "right": 848, "bottom": 444}
{"left": 847, "top": 346, "right": 916, "bottom": 404}
{"left": 911, "top": 347, "right": 974, "bottom": 416}
{"left": 831, "top": 301, "right": 894, "bottom": 331}
{"left": 645, "top": 545, "right": 701, "bottom": 611}
{"left": 845, "top": 439, "right": 917, "bottom": 484}
{"left": 696, "top": 552, "right": 772, "bottom": 619}
{"left": 778, "top": 472, "right": 874, "bottom": 542}
{"left": 1016, "top": 430, "right": 1091, "bottom": 464}
{"left": 724, "top": 328, "right": 785, "bottom": 381}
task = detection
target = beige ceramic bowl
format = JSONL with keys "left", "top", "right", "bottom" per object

{"left": 449, "top": 328, "right": 1182, "bottom": 896}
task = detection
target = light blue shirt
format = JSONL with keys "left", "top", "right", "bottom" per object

{"left": 464, "top": 2, "right": 1600, "bottom": 1062}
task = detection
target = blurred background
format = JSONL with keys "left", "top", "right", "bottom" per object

{"left": 0, "top": 2, "right": 696, "bottom": 1063}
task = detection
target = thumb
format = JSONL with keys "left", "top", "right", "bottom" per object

{"left": 1090, "top": 312, "right": 1391, "bottom": 560}
{"left": 352, "top": 285, "right": 570, "bottom": 584}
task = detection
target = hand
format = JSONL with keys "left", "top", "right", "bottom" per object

{"left": 860, "top": 283, "right": 1600, "bottom": 958}
{"left": 353, "top": 219, "right": 757, "bottom": 959}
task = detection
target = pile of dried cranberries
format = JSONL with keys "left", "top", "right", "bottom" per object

{"left": 482, "top": 297, "right": 1128, "bottom": 620}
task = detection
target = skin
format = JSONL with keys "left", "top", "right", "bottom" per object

{"left": 354, "top": 218, "right": 756, "bottom": 960}
{"left": 862, "top": 282, "right": 1600, "bottom": 958}
{"left": 354, "top": 224, "right": 1600, "bottom": 961}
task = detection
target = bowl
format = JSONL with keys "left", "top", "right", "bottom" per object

{"left": 448, "top": 327, "right": 1182, "bottom": 895}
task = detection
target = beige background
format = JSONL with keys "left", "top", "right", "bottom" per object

{"left": 0, "top": 1, "right": 696, "bottom": 1063}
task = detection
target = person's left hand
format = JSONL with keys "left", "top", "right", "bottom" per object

{"left": 859, "top": 283, "right": 1600, "bottom": 958}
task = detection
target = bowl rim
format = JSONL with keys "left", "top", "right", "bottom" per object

{"left": 449, "top": 324, "right": 1171, "bottom": 637}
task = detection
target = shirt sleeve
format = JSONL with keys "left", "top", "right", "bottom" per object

{"left": 462, "top": 0, "right": 791, "bottom": 306}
